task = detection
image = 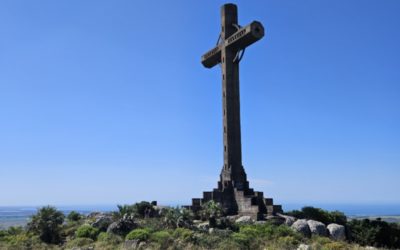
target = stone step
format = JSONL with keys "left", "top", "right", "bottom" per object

{"left": 264, "top": 198, "right": 273, "bottom": 205}
{"left": 266, "top": 205, "right": 283, "bottom": 215}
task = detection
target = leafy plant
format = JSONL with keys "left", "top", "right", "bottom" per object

{"left": 200, "top": 200, "right": 224, "bottom": 227}
{"left": 348, "top": 218, "right": 400, "bottom": 248}
{"left": 125, "top": 228, "right": 150, "bottom": 241}
{"left": 161, "top": 207, "right": 194, "bottom": 229}
{"left": 150, "top": 230, "right": 172, "bottom": 247}
{"left": 75, "top": 224, "right": 99, "bottom": 240}
{"left": 115, "top": 201, "right": 155, "bottom": 219}
{"left": 172, "top": 228, "right": 194, "bottom": 242}
{"left": 66, "top": 237, "right": 94, "bottom": 248}
{"left": 27, "top": 206, "right": 65, "bottom": 244}
{"left": 67, "top": 211, "right": 82, "bottom": 222}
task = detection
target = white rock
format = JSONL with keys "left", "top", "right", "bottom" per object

{"left": 197, "top": 222, "right": 209, "bottom": 231}
{"left": 235, "top": 215, "right": 254, "bottom": 224}
{"left": 327, "top": 223, "right": 346, "bottom": 240}
{"left": 276, "top": 213, "right": 296, "bottom": 226}
{"left": 307, "top": 220, "right": 327, "bottom": 236}
{"left": 297, "top": 244, "right": 311, "bottom": 250}
{"left": 291, "top": 219, "right": 311, "bottom": 237}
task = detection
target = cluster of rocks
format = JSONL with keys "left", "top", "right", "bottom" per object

{"left": 87, "top": 212, "right": 138, "bottom": 236}
{"left": 277, "top": 214, "right": 346, "bottom": 241}
{"left": 192, "top": 213, "right": 346, "bottom": 241}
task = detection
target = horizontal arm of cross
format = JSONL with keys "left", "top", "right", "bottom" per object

{"left": 201, "top": 21, "right": 264, "bottom": 68}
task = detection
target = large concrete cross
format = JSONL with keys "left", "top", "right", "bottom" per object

{"left": 201, "top": 4, "right": 264, "bottom": 191}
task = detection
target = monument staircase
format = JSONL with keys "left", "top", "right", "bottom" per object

{"left": 188, "top": 176, "right": 282, "bottom": 220}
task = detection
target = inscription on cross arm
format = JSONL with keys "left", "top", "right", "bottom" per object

{"left": 201, "top": 21, "right": 264, "bottom": 68}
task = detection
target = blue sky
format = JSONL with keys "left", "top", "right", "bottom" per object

{"left": 0, "top": 0, "right": 399, "bottom": 207}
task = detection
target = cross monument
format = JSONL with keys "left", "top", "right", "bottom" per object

{"left": 187, "top": 3, "right": 282, "bottom": 219}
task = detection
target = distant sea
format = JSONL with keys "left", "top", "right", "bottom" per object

{"left": 0, "top": 205, "right": 115, "bottom": 230}
{"left": 1, "top": 203, "right": 399, "bottom": 229}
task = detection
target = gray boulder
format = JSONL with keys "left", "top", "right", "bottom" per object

{"left": 226, "top": 215, "right": 240, "bottom": 222}
{"left": 265, "top": 215, "right": 285, "bottom": 225}
{"left": 276, "top": 213, "right": 296, "bottom": 226}
{"left": 327, "top": 223, "right": 346, "bottom": 240}
{"left": 91, "top": 214, "right": 113, "bottom": 231}
{"left": 307, "top": 220, "right": 327, "bottom": 236}
{"left": 107, "top": 214, "right": 137, "bottom": 235}
{"left": 291, "top": 219, "right": 311, "bottom": 237}
{"left": 235, "top": 215, "right": 254, "bottom": 224}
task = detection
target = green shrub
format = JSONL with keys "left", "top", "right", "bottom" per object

{"left": 62, "top": 220, "right": 81, "bottom": 238}
{"left": 96, "top": 232, "right": 123, "bottom": 249}
{"left": 231, "top": 232, "right": 251, "bottom": 246}
{"left": 66, "top": 237, "right": 94, "bottom": 248}
{"left": 138, "top": 217, "right": 165, "bottom": 232}
{"left": 238, "top": 223, "right": 301, "bottom": 241}
{"left": 67, "top": 211, "right": 82, "bottom": 222}
{"left": 216, "top": 238, "right": 243, "bottom": 250}
{"left": 200, "top": 201, "right": 224, "bottom": 221}
{"left": 27, "top": 206, "right": 65, "bottom": 244}
{"left": 6, "top": 226, "right": 24, "bottom": 236}
{"left": 286, "top": 206, "right": 347, "bottom": 225}
{"left": 348, "top": 218, "right": 400, "bottom": 248}
{"left": 115, "top": 204, "right": 136, "bottom": 218}
{"left": 275, "top": 235, "right": 300, "bottom": 248}
{"left": 173, "top": 228, "right": 194, "bottom": 242}
{"left": 195, "top": 233, "right": 224, "bottom": 249}
{"left": 322, "top": 241, "right": 349, "bottom": 250}
{"left": 97, "top": 232, "right": 122, "bottom": 243}
{"left": 312, "top": 236, "right": 332, "bottom": 245}
{"left": 159, "top": 207, "right": 194, "bottom": 229}
{"left": 150, "top": 230, "right": 172, "bottom": 248}
{"left": 115, "top": 201, "right": 155, "bottom": 219}
{"left": 1, "top": 233, "right": 47, "bottom": 249}
{"left": 126, "top": 228, "right": 150, "bottom": 241}
{"left": 0, "top": 230, "right": 7, "bottom": 239}
{"left": 134, "top": 201, "right": 155, "bottom": 218}
{"left": 75, "top": 224, "right": 99, "bottom": 240}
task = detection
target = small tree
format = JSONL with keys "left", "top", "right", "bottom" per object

{"left": 27, "top": 206, "right": 65, "bottom": 244}
{"left": 115, "top": 201, "right": 155, "bottom": 219}
{"left": 200, "top": 201, "right": 224, "bottom": 227}
{"left": 67, "top": 211, "right": 82, "bottom": 222}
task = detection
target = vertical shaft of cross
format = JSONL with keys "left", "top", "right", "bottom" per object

{"left": 220, "top": 4, "right": 247, "bottom": 190}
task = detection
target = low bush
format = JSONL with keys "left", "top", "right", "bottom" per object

{"left": 95, "top": 232, "right": 123, "bottom": 250}
{"left": 274, "top": 235, "right": 301, "bottom": 248}
{"left": 150, "top": 230, "right": 172, "bottom": 248}
{"left": 172, "top": 228, "right": 194, "bottom": 242}
{"left": 75, "top": 224, "right": 99, "bottom": 240}
{"left": 65, "top": 237, "right": 94, "bottom": 248}
{"left": 286, "top": 206, "right": 347, "bottom": 225}
{"left": 125, "top": 228, "right": 150, "bottom": 241}
{"left": 97, "top": 232, "right": 123, "bottom": 244}
{"left": 115, "top": 201, "right": 155, "bottom": 219}
{"left": 348, "top": 218, "right": 400, "bottom": 248}
{"left": 67, "top": 211, "right": 82, "bottom": 222}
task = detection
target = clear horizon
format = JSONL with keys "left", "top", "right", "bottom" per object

{"left": 1, "top": 0, "right": 399, "bottom": 206}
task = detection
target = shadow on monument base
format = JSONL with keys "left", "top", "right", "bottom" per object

{"left": 185, "top": 166, "right": 282, "bottom": 221}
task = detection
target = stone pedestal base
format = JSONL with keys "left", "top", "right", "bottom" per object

{"left": 186, "top": 185, "right": 282, "bottom": 220}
